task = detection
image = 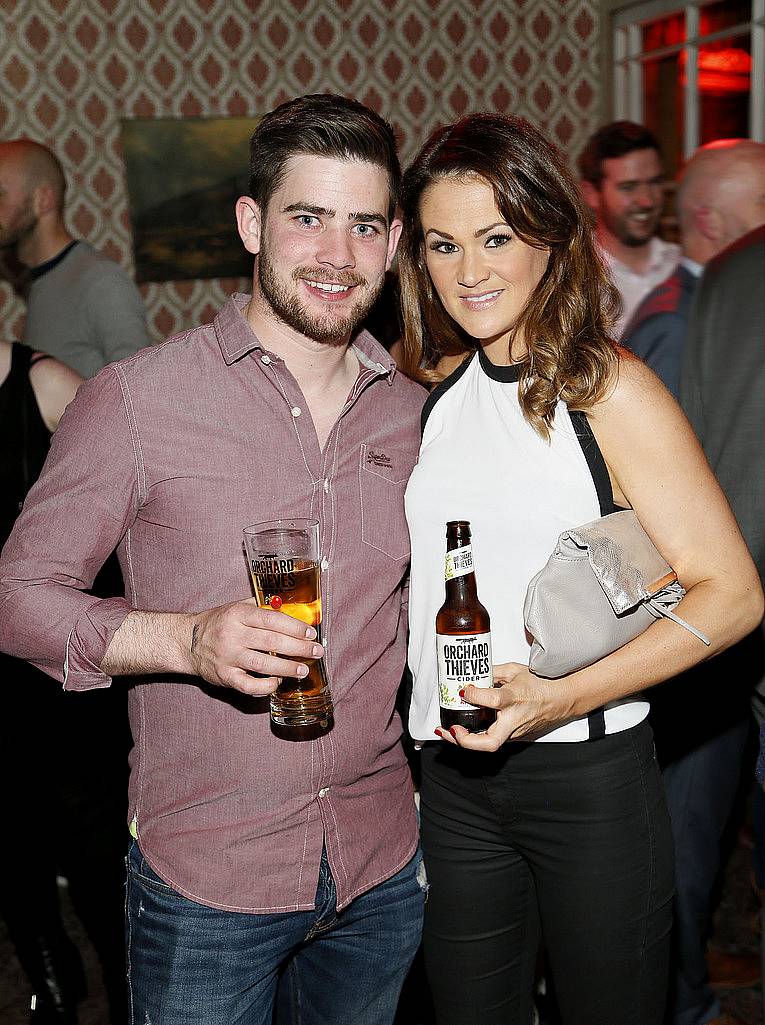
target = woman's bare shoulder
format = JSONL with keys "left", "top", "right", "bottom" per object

{"left": 589, "top": 347, "right": 674, "bottom": 425}
{"left": 29, "top": 354, "right": 83, "bottom": 431}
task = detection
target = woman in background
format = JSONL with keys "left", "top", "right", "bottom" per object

{"left": 0, "top": 340, "right": 87, "bottom": 1024}
{"left": 398, "top": 113, "right": 762, "bottom": 1025}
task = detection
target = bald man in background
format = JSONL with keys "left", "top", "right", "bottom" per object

{"left": 624, "top": 139, "right": 765, "bottom": 1025}
{"left": 623, "top": 139, "right": 765, "bottom": 398}
{"left": 0, "top": 139, "right": 149, "bottom": 377}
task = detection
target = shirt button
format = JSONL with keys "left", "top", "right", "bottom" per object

{"left": 260, "top": 355, "right": 271, "bottom": 365}
{"left": 291, "top": 406, "right": 302, "bottom": 418}
{"left": 318, "top": 787, "right": 329, "bottom": 798}
{"left": 323, "top": 478, "right": 330, "bottom": 493}
{"left": 320, "top": 557, "right": 329, "bottom": 571}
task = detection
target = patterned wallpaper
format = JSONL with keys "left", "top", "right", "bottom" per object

{"left": 1, "top": 0, "right": 603, "bottom": 342}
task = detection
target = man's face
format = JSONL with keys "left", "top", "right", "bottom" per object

{"left": 253, "top": 154, "right": 400, "bottom": 344}
{"left": 0, "top": 156, "right": 36, "bottom": 250}
{"left": 595, "top": 147, "right": 666, "bottom": 248}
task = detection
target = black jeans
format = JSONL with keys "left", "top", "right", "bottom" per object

{"left": 420, "top": 720, "right": 674, "bottom": 1025}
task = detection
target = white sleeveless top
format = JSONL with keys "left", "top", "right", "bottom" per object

{"left": 405, "top": 348, "right": 648, "bottom": 743}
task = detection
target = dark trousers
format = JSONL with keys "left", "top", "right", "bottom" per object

{"left": 651, "top": 638, "right": 759, "bottom": 1025}
{"left": 419, "top": 721, "right": 674, "bottom": 1025}
{"left": 661, "top": 717, "right": 750, "bottom": 1025}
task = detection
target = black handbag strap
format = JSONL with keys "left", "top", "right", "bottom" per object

{"left": 570, "top": 409, "right": 612, "bottom": 741}
{"left": 569, "top": 410, "right": 617, "bottom": 517}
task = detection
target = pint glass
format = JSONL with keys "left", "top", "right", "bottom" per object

{"left": 243, "top": 518, "right": 333, "bottom": 729}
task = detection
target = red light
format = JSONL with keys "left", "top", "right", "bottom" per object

{"left": 680, "top": 48, "right": 751, "bottom": 93}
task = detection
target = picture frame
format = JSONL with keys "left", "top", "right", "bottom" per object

{"left": 121, "top": 116, "right": 259, "bottom": 283}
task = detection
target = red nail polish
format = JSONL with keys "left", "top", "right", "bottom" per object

{"left": 458, "top": 688, "right": 466, "bottom": 698}
{"left": 434, "top": 728, "right": 442, "bottom": 737}
{"left": 449, "top": 726, "right": 458, "bottom": 738}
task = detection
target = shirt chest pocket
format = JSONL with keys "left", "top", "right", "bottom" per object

{"left": 358, "top": 444, "right": 411, "bottom": 561}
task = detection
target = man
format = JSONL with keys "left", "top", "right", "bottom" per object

{"left": 0, "top": 139, "right": 150, "bottom": 376}
{"left": 578, "top": 120, "right": 679, "bottom": 339}
{"left": 624, "top": 142, "right": 764, "bottom": 1025}
{"left": 682, "top": 225, "right": 764, "bottom": 586}
{"left": 0, "top": 95, "right": 427, "bottom": 1024}
{"left": 682, "top": 224, "right": 765, "bottom": 1025}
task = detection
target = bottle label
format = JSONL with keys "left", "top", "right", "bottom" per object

{"left": 436, "top": 631, "right": 493, "bottom": 708}
{"left": 444, "top": 544, "right": 474, "bottom": 580}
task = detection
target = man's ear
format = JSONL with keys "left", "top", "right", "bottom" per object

{"left": 694, "top": 205, "right": 723, "bottom": 244}
{"left": 33, "top": 184, "right": 57, "bottom": 218}
{"left": 236, "top": 196, "right": 262, "bottom": 256}
{"left": 385, "top": 216, "right": 403, "bottom": 271}
{"left": 579, "top": 179, "right": 600, "bottom": 213}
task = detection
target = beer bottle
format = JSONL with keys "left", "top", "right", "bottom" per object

{"left": 436, "top": 520, "right": 496, "bottom": 733}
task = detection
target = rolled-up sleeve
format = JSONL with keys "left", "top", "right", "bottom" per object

{"left": 0, "top": 364, "right": 139, "bottom": 688}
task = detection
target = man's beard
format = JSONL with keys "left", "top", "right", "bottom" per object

{"left": 607, "top": 207, "right": 660, "bottom": 248}
{"left": 257, "top": 245, "right": 383, "bottom": 345}
{"left": 0, "top": 203, "right": 36, "bottom": 252}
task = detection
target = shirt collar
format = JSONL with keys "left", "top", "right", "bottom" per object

{"left": 214, "top": 293, "right": 396, "bottom": 382}
{"left": 603, "top": 235, "right": 678, "bottom": 276}
{"left": 30, "top": 239, "right": 79, "bottom": 281}
{"left": 680, "top": 255, "right": 703, "bottom": 278}
{"left": 351, "top": 330, "right": 397, "bottom": 383}
{"left": 646, "top": 235, "right": 680, "bottom": 273}
{"left": 214, "top": 294, "right": 262, "bottom": 363}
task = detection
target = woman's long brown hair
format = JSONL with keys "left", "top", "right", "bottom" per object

{"left": 398, "top": 113, "right": 621, "bottom": 438}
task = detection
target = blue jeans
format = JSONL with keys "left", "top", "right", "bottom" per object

{"left": 125, "top": 839, "right": 425, "bottom": 1025}
{"left": 651, "top": 639, "right": 756, "bottom": 1025}
{"left": 661, "top": 716, "right": 751, "bottom": 1025}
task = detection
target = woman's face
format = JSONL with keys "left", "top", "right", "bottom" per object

{"left": 419, "top": 175, "right": 550, "bottom": 363}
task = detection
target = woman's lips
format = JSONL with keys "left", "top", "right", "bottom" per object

{"left": 460, "top": 289, "right": 502, "bottom": 310}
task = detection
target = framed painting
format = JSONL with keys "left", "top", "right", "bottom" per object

{"left": 121, "top": 117, "right": 259, "bottom": 283}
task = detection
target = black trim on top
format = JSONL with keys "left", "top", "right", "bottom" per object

{"left": 29, "top": 352, "right": 53, "bottom": 366}
{"left": 421, "top": 346, "right": 528, "bottom": 436}
{"left": 569, "top": 410, "right": 616, "bottom": 517}
{"left": 477, "top": 344, "right": 525, "bottom": 383}
{"left": 30, "top": 240, "right": 78, "bottom": 281}
{"left": 420, "top": 351, "right": 476, "bottom": 436}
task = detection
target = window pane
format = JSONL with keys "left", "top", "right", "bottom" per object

{"left": 643, "top": 54, "right": 684, "bottom": 178}
{"left": 700, "top": 0, "right": 751, "bottom": 36}
{"left": 642, "top": 12, "right": 684, "bottom": 53}
{"left": 698, "top": 33, "right": 752, "bottom": 142}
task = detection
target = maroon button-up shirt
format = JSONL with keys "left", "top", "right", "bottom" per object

{"left": 0, "top": 295, "right": 426, "bottom": 912}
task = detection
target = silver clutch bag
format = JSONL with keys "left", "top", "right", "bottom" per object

{"left": 523, "top": 510, "right": 710, "bottom": 678}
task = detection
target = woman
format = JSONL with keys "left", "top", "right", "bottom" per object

{"left": 398, "top": 114, "right": 763, "bottom": 1025}
{"left": 0, "top": 340, "right": 85, "bottom": 1022}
